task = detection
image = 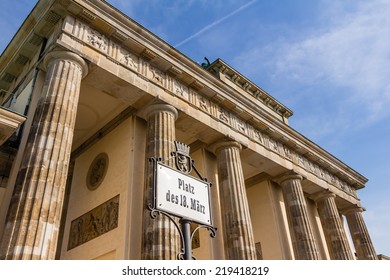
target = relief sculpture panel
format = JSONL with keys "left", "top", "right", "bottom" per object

{"left": 197, "top": 94, "right": 210, "bottom": 113}
{"left": 173, "top": 80, "right": 189, "bottom": 100}
{"left": 119, "top": 49, "right": 139, "bottom": 71}
{"left": 217, "top": 107, "right": 230, "bottom": 124}
{"left": 149, "top": 65, "right": 165, "bottom": 86}
{"left": 85, "top": 28, "right": 108, "bottom": 52}
{"left": 68, "top": 195, "right": 120, "bottom": 250}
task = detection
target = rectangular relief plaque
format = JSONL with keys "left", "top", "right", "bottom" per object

{"left": 68, "top": 195, "right": 119, "bottom": 250}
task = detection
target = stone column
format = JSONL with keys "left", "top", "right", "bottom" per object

{"left": 277, "top": 171, "right": 319, "bottom": 259}
{"left": 312, "top": 191, "right": 354, "bottom": 259}
{"left": 0, "top": 51, "right": 88, "bottom": 260}
{"left": 344, "top": 206, "right": 377, "bottom": 260}
{"left": 212, "top": 140, "right": 256, "bottom": 260}
{"left": 141, "top": 103, "right": 180, "bottom": 260}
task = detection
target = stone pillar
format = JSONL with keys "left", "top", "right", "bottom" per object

{"left": 344, "top": 206, "right": 377, "bottom": 260}
{"left": 277, "top": 171, "right": 319, "bottom": 259}
{"left": 212, "top": 140, "right": 256, "bottom": 260}
{"left": 0, "top": 51, "right": 88, "bottom": 259}
{"left": 141, "top": 103, "right": 180, "bottom": 260}
{"left": 312, "top": 191, "right": 354, "bottom": 259}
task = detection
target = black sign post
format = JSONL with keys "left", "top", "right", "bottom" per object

{"left": 181, "top": 219, "right": 192, "bottom": 260}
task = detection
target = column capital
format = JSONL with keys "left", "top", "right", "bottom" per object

{"left": 274, "top": 170, "right": 303, "bottom": 185}
{"left": 44, "top": 50, "right": 88, "bottom": 78}
{"left": 140, "top": 102, "right": 178, "bottom": 121}
{"left": 210, "top": 139, "right": 242, "bottom": 155}
{"left": 341, "top": 205, "right": 365, "bottom": 215}
{"left": 310, "top": 189, "right": 336, "bottom": 203}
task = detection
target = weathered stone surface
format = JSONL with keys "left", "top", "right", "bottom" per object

{"left": 141, "top": 103, "right": 180, "bottom": 260}
{"left": 277, "top": 171, "right": 319, "bottom": 260}
{"left": 344, "top": 206, "right": 377, "bottom": 260}
{"left": 313, "top": 191, "right": 354, "bottom": 259}
{"left": 0, "top": 51, "right": 87, "bottom": 260}
{"left": 213, "top": 140, "right": 256, "bottom": 260}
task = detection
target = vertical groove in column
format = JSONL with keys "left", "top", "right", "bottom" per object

{"left": 0, "top": 51, "right": 87, "bottom": 260}
{"left": 46, "top": 59, "right": 81, "bottom": 259}
{"left": 214, "top": 140, "right": 256, "bottom": 260}
{"left": 345, "top": 207, "right": 377, "bottom": 260}
{"left": 314, "top": 192, "right": 354, "bottom": 259}
{"left": 278, "top": 172, "right": 319, "bottom": 260}
{"left": 142, "top": 103, "right": 179, "bottom": 260}
{"left": 33, "top": 59, "right": 73, "bottom": 259}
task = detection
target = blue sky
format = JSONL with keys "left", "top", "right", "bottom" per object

{"left": 1, "top": 0, "right": 389, "bottom": 257}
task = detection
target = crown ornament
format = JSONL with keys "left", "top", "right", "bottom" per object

{"left": 175, "top": 141, "right": 190, "bottom": 157}
{"left": 173, "top": 141, "right": 192, "bottom": 174}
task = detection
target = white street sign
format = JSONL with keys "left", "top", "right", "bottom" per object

{"left": 155, "top": 163, "right": 212, "bottom": 226}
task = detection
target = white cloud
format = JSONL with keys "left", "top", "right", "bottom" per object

{"left": 275, "top": 0, "right": 390, "bottom": 122}
{"left": 233, "top": 0, "right": 390, "bottom": 138}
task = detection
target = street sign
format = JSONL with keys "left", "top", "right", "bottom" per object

{"left": 155, "top": 162, "right": 212, "bottom": 226}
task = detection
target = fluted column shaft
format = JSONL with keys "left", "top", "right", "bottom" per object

{"left": 0, "top": 51, "right": 87, "bottom": 259}
{"left": 278, "top": 171, "right": 319, "bottom": 259}
{"left": 213, "top": 140, "right": 256, "bottom": 260}
{"left": 344, "top": 207, "right": 377, "bottom": 260}
{"left": 141, "top": 103, "right": 180, "bottom": 260}
{"left": 314, "top": 191, "right": 354, "bottom": 259}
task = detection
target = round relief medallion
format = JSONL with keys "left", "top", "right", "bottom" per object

{"left": 87, "top": 153, "right": 109, "bottom": 190}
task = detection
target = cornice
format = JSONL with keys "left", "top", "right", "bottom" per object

{"left": 207, "top": 59, "right": 293, "bottom": 120}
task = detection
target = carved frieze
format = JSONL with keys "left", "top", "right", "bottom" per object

{"left": 68, "top": 195, "right": 119, "bottom": 250}
{"left": 119, "top": 49, "right": 139, "bottom": 71}
{"left": 173, "top": 80, "right": 189, "bottom": 100}
{"left": 235, "top": 117, "right": 248, "bottom": 134}
{"left": 217, "top": 107, "right": 230, "bottom": 125}
{"left": 309, "top": 161, "right": 317, "bottom": 173}
{"left": 283, "top": 145, "right": 292, "bottom": 160}
{"left": 149, "top": 65, "right": 165, "bottom": 86}
{"left": 197, "top": 94, "right": 210, "bottom": 113}
{"left": 86, "top": 28, "right": 108, "bottom": 52}
{"left": 319, "top": 167, "right": 326, "bottom": 179}
{"left": 246, "top": 123, "right": 255, "bottom": 139}
{"left": 297, "top": 154, "right": 306, "bottom": 168}
{"left": 254, "top": 130, "right": 264, "bottom": 144}
{"left": 262, "top": 132, "right": 270, "bottom": 147}
{"left": 269, "top": 138, "right": 279, "bottom": 153}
